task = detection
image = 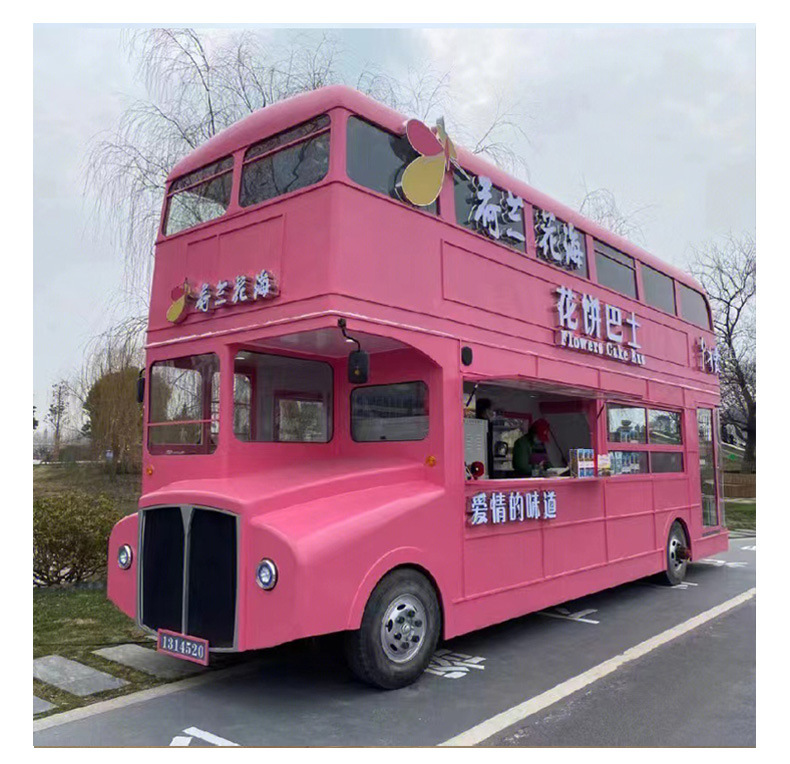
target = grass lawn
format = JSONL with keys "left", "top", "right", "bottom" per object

{"left": 724, "top": 500, "right": 756, "bottom": 532}
{"left": 33, "top": 462, "right": 141, "bottom": 517}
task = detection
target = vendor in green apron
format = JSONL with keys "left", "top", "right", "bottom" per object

{"left": 512, "top": 418, "right": 551, "bottom": 477}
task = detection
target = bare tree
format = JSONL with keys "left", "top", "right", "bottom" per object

{"left": 690, "top": 233, "right": 756, "bottom": 472}
{"left": 578, "top": 184, "right": 653, "bottom": 244}
{"left": 86, "top": 28, "right": 531, "bottom": 311}
{"left": 46, "top": 381, "right": 70, "bottom": 461}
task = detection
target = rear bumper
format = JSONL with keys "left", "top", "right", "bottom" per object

{"left": 693, "top": 528, "right": 730, "bottom": 560}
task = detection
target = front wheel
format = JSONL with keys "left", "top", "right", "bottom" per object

{"left": 663, "top": 521, "right": 689, "bottom": 585}
{"left": 345, "top": 569, "right": 440, "bottom": 689}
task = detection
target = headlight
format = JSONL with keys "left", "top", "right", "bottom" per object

{"left": 255, "top": 559, "right": 277, "bottom": 590}
{"left": 117, "top": 544, "right": 133, "bottom": 570}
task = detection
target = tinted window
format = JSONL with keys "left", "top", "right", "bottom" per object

{"left": 351, "top": 382, "right": 429, "bottom": 442}
{"left": 148, "top": 354, "right": 219, "bottom": 454}
{"left": 678, "top": 283, "right": 711, "bottom": 329}
{"left": 648, "top": 409, "right": 682, "bottom": 445}
{"left": 595, "top": 241, "right": 637, "bottom": 298}
{"left": 346, "top": 117, "right": 437, "bottom": 214}
{"left": 240, "top": 117, "right": 330, "bottom": 207}
{"left": 533, "top": 207, "right": 588, "bottom": 276}
{"left": 651, "top": 452, "right": 684, "bottom": 473}
{"left": 454, "top": 171, "right": 526, "bottom": 252}
{"left": 233, "top": 352, "right": 332, "bottom": 442}
{"left": 642, "top": 265, "right": 676, "bottom": 314}
{"left": 165, "top": 158, "right": 233, "bottom": 236}
{"left": 607, "top": 405, "right": 646, "bottom": 443}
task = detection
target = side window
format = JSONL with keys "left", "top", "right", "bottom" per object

{"left": 164, "top": 157, "right": 234, "bottom": 236}
{"left": 240, "top": 115, "right": 330, "bottom": 208}
{"left": 595, "top": 241, "right": 637, "bottom": 298}
{"left": 648, "top": 409, "right": 682, "bottom": 445}
{"left": 642, "top": 265, "right": 677, "bottom": 315}
{"left": 678, "top": 283, "right": 712, "bottom": 329}
{"left": 351, "top": 382, "right": 429, "bottom": 442}
{"left": 607, "top": 405, "right": 646, "bottom": 443}
{"left": 345, "top": 117, "right": 437, "bottom": 214}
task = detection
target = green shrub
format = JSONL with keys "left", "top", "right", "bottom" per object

{"left": 33, "top": 492, "right": 121, "bottom": 586}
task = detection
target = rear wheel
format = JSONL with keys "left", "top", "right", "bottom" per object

{"left": 663, "top": 521, "right": 689, "bottom": 585}
{"left": 345, "top": 569, "right": 440, "bottom": 689}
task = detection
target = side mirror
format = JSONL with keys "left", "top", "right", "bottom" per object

{"left": 136, "top": 370, "right": 145, "bottom": 404}
{"left": 348, "top": 350, "right": 369, "bottom": 384}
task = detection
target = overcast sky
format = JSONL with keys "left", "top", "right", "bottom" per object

{"left": 33, "top": 24, "right": 755, "bottom": 423}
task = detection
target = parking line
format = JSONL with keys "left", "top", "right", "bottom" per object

{"left": 439, "top": 587, "right": 756, "bottom": 747}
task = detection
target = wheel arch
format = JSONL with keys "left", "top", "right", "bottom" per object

{"left": 666, "top": 515, "right": 692, "bottom": 558}
{"left": 346, "top": 549, "right": 448, "bottom": 637}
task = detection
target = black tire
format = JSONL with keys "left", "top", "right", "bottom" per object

{"left": 345, "top": 568, "right": 440, "bottom": 689}
{"left": 663, "top": 521, "right": 689, "bottom": 585}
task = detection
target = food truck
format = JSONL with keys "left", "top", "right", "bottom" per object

{"left": 107, "top": 85, "right": 727, "bottom": 688}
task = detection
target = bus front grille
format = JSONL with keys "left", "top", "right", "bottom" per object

{"left": 139, "top": 506, "right": 238, "bottom": 649}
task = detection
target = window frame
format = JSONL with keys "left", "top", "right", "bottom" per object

{"left": 605, "top": 402, "right": 686, "bottom": 476}
{"left": 350, "top": 380, "right": 430, "bottom": 443}
{"left": 239, "top": 114, "right": 331, "bottom": 211}
{"left": 231, "top": 350, "right": 334, "bottom": 444}
{"left": 344, "top": 115, "right": 440, "bottom": 217}
{"left": 641, "top": 263, "right": 677, "bottom": 316}
{"left": 594, "top": 241, "right": 638, "bottom": 299}
{"left": 147, "top": 353, "right": 220, "bottom": 455}
{"left": 677, "top": 282, "right": 713, "bottom": 330}
{"left": 163, "top": 157, "right": 235, "bottom": 237}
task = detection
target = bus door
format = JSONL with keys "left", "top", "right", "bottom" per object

{"left": 697, "top": 408, "right": 721, "bottom": 528}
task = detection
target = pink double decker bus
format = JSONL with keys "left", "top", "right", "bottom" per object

{"left": 107, "top": 86, "right": 726, "bottom": 688}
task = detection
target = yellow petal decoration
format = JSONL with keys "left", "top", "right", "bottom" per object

{"left": 166, "top": 293, "right": 187, "bottom": 324}
{"left": 400, "top": 154, "right": 447, "bottom": 207}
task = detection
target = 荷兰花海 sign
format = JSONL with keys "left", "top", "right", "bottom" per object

{"left": 166, "top": 269, "right": 278, "bottom": 324}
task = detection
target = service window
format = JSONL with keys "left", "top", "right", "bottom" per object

{"left": 351, "top": 382, "right": 429, "bottom": 442}
{"left": 148, "top": 354, "right": 219, "bottom": 454}
{"left": 346, "top": 117, "right": 438, "bottom": 214}
{"left": 164, "top": 157, "right": 234, "bottom": 236}
{"left": 595, "top": 241, "right": 637, "bottom": 299}
{"left": 607, "top": 405, "right": 646, "bottom": 443}
{"left": 234, "top": 352, "right": 332, "bottom": 442}
{"left": 642, "top": 265, "right": 677, "bottom": 315}
{"left": 240, "top": 115, "right": 330, "bottom": 207}
{"left": 678, "top": 283, "right": 712, "bottom": 329}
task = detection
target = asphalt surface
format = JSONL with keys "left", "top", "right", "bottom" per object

{"left": 34, "top": 536, "right": 755, "bottom": 747}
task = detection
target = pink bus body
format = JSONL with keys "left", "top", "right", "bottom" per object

{"left": 107, "top": 86, "right": 726, "bottom": 668}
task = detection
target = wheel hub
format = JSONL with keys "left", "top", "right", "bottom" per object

{"left": 380, "top": 594, "right": 426, "bottom": 663}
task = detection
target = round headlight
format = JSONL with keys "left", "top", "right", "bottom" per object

{"left": 255, "top": 559, "right": 277, "bottom": 590}
{"left": 117, "top": 544, "right": 133, "bottom": 570}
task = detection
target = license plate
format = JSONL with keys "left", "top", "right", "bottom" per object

{"left": 156, "top": 629, "right": 209, "bottom": 666}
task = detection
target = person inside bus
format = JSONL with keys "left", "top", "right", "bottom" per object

{"left": 512, "top": 418, "right": 552, "bottom": 477}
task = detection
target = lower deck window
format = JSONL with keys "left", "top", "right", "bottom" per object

{"left": 351, "top": 382, "right": 429, "bottom": 442}
{"left": 650, "top": 451, "right": 684, "bottom": 473}
{"left": 234, "top": 351, "right": 332, "bottom": 442}
{"left": 608, "top": 451, "right": 648, "bottom": 475}
{"left": 148, "top": 354, "right": 219, "bottom": 454}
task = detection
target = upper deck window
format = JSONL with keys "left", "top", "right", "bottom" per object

{"left": 164, "top": 157, "right": 234, "bottom": 236}
{"left": 677, "top": 283, "right": 712, "bottom": 329}
{"left": 533, "top": 207, "right": 588, "bottom": 277}
{"left": 240, "top": 115, "right": 330, "bottom": 208}
{"left": 642, "top": 264, "right": 677, "bottom": 315}
{"left": 595, "top": 241, "right": 637, "bottom": 299}
{"left": 346, "top": 117, "right": 437, "bottom": 214}
{"left": 454, "top": 171, "right": 526, "bottom": 253}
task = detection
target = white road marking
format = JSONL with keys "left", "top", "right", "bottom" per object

{"left": 538, "top": 607, "right": 599, "bottom": 624}
{"left": 698, "top": 558, "right": 748, "bottom": 568}
{"left": 642, "top": 581, "right": 699, "bottom": 590}
{"left": 182, "top": 726, "right": 239, "bottom": 746}
{"left": 169, "top": 735, "right": 192, "bottom": 746}
{"left": 741, "top": 545, "right": 756, "bottom": 551}
{"left": 439, "top": 587, "right": 756, "bottom": 747}
{"left": 426, "top": 649, "right": 486, "bottom": 679}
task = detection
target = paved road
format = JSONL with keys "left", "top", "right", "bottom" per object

{"left": 34, "top": 537, "right": 755, "bottom": 747}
